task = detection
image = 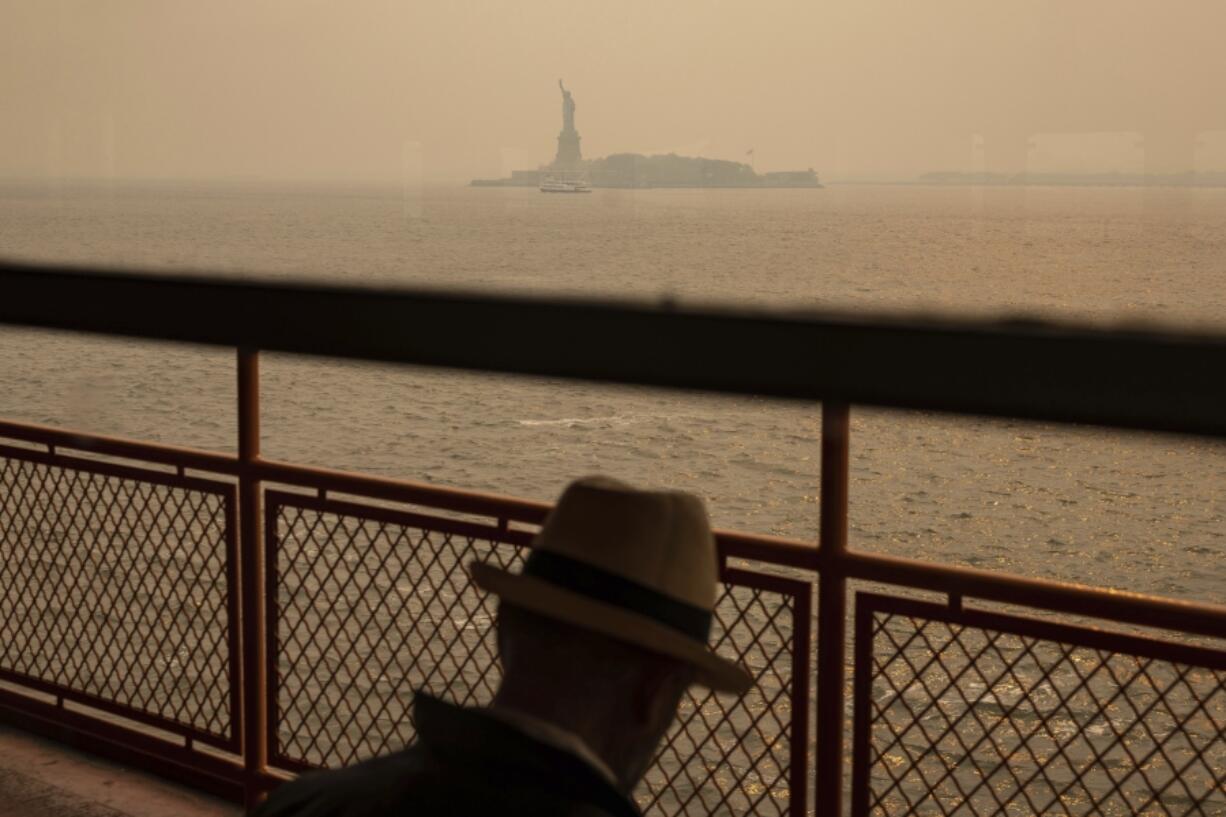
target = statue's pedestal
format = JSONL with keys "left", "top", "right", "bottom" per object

{"left": 555, "top": 131, "right": 582, "bottom": 167}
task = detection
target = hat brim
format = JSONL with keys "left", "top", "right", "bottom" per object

{"left": 469, "top": 561, "right": 754, "bottom": 695}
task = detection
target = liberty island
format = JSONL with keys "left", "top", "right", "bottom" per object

{"left": 472, "top": 81, "right": 822, "bottom": 189}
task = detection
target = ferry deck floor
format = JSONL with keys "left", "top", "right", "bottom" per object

{"left": 0, "top": 726, "right": 238, "bottom": 817}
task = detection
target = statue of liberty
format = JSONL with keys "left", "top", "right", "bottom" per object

{"left": 559, "top": 79, "right": 576, "bottom": 133}
{"left": 554, "top": 79, "right": 582, "bottom": 166}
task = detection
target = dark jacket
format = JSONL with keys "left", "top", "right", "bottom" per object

{"left": 252, "top": 694, "right": 640, "bottom": 817}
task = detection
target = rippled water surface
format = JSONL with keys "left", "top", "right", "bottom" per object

{"left": 1, "top": 182, "right": 1223, "bottom": 603}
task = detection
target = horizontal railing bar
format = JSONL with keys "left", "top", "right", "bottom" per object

{"left": 0, "top": 419, "right": 814, "bottom": 555}
{"left": 717, "top": 530, "right": 819, "bottom": 569}
{"left": 0, "top": 669, "right": 235, "bottom": 752}
{"left": 840, "top": 550, "right": 1226, "bottom": 640}
{"left": 0, "top": 418, "right": 241, "bottom": 474}
{"left": 0, "top": 441, "right": 234, "bottom": 496}
{"left": 4, "top": 261, "right": 1226, "bottom": 437}
{"left": 257, "top": 459, "right": 551, "bottom": 525}
{"left": 0, "top": 420, "right": 553, "bottom": 523}
{"left": 266, "top": 489, "right": 537, "bottom": 548}
{"left": 720, "top": 566, "right": 813, "bottom": 597}
{"left": 0, "top": 688, "right": 248, "bottom": 802}
{"left": 858, "top": 592, "right": 1226, "bottom": 670}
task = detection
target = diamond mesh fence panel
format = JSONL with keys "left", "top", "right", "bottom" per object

{"left": 640, "top": 579, "right": 805, "bottom": 817}
{"left": 0, "top": 453, "right": 235, "bottom": 744}
{"left": 856, "top": 595, "right": 1226, "bottom": 817}
{"left": 269, "top": 497, "right": 527, "bottom": 769}
{"left": 269, "top": 495, "right": 809, "bottom": 817}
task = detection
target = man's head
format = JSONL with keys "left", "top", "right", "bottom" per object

{"left": 469, "top": 476, "right": 753, "bottom": 789}
{"left": 493, "top": 603, "right": 695, "bottom": 790}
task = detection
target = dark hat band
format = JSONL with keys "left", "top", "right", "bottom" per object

{"left": 521, "top": 549, "right": 713, "bottom": 643}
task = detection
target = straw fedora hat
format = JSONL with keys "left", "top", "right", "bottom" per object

{"left": 469, "top": 476, "right": 753, "bottom": 694}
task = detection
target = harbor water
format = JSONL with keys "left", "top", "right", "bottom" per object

{"left": 2, "top": 181, "right": 1221, "bottom": 603}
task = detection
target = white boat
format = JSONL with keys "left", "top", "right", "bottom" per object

{"left": 540, "top": 173, "right": 591, "bottom": 193}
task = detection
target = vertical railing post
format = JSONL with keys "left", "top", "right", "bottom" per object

{"left": 238, "top": 348, "right": 267, "bottom": 809}
{"left": 817, "top": 401, "right": 850, "bottom": 815}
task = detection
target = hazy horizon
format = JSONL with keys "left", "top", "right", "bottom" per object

{"left": 4, "top": 1, "right": 1226, "bottom": 184}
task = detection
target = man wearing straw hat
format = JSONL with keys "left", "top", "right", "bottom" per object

{"left": 254, "top": 476, "right": 752, "bottom": 817}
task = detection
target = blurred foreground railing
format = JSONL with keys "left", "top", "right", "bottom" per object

{"left": 0, "top": 262, "right": 1223, "bottom": 816}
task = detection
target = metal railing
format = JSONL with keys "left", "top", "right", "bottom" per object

{"left": 0, "top": 409, "right": 815, "bottom": 816}
{"left": 0, "top": 262, "right": 1223, "bottom": 815}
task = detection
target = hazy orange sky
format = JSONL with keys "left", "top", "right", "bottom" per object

{"left": 3, "top": 1, "right": 1225, "bottom": 183}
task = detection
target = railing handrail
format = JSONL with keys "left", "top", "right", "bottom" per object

{"left": 4, "top": 260, "right": 1226, "bottom": 437}
{"left": 0, "top": 418, "right": 239, "bottom": 473}
{"left": 0, "top": 418, "right": 553, "bottom": 523}
{"left": 839, "top": 550, "right": 1226, "bottom": 641}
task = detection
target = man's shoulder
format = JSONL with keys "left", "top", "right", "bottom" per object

{"left": 251, "top": 743, "right": 615, "bottom": 817}
{"left": 253, "top": 748, "right": 427, "bottom": 817}
{"left": 250, "top": 696, "right": 640, "bottom": 817}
